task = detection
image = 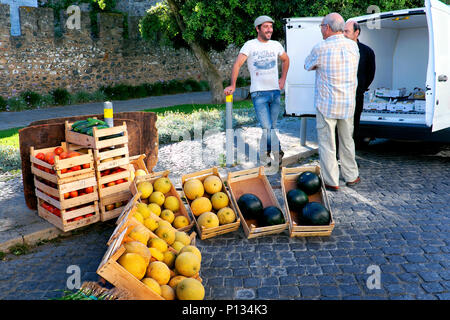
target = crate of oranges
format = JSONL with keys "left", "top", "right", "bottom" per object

{"left": 181, "top": 167, "right": 241, "bottom": 240}
{"left": 129, "top": 170, "right": 194, "bottom": 232}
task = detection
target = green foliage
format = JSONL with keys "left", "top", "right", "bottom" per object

{"left": 0, "top": 96, "right": 7, "bottom": 112}
{"left": 6, "top": 97, "right": 28, "bottom": 111}
{"left": 20, "top": 90, "right": 43, "bottom": 109}
{"left": 141, "top": 0, "right": 432, "bottom": 51}
{"left": 0, "top": 145, "right": 21, "bottom": 172}
{"left": 51, "top": 88, "right": 71, "bottom": 105}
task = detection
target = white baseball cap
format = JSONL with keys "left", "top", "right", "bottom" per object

{"left": 254, "top": 15, "right": 274, "bottom": 27}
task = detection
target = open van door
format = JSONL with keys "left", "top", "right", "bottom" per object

{"left": 284, "top": 17, "right": 323, "bottom": 116}
{"left": 426, "top": 0, "right": 450, "bottom": 132}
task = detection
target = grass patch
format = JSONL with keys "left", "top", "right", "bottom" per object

{"left": 9, "top": 243, "right": 31, "bottom": 256}
{"left": 146, "top": 99, "right": 253, "bottom": 114}
{"left": 0, "top": 127, "right": 21, "bottom": 149}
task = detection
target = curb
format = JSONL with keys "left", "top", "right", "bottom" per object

{"left": 0, "top": 226, "right": 65, "bottom": 253}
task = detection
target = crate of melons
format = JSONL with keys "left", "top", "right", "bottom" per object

{"left": 97, "top": 202, "right": 204, "bottom": 300}
{"left": 227, "top": 166, "right": 289, "bottom": 239}
{"left": 30, "top": 142, "right": 95, "bottom": 184}
{"left": 181, "top": 167, "right": 241, "bottom": 240}
{"left": 281, "top": 166, "right": 334, "bottom": 237}
{"left": 129, "top": 170, "right": 194, "bottom": 232}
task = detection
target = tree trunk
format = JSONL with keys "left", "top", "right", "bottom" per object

{"left": 167, "top": 0, "right": 225, "bottom": 104}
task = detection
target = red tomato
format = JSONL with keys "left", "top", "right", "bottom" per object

{"left": 54, "top": 147, "right": 64, "bottom": 156}
{"left": 69, "top": 190, "right": 78, "bottom": 198}
{"left": 106, "top": 181, "right": 116, "bottom": 187}
{"left": 82, "top": 163, "right": 90, "bottom": 169}
{"left": 68, "top": 151, "right": 80, "bottom": 158}
{"left": 59, "top": 151, "right": 69, "bottom": 160}
{"left": 61, "top": 168, "right": 68, "bottom": 174}
{"left": 35, "top": 152, "right": 45, "bottom": 161}
{"left": 73, "top": 216, "right": 83, "bottom": 221}
{"left": 71, "top": 165, "right": 81, "bottom": 171}
{"left": 64, "top": 192, "right": 70, "bottom": 199}
{"left": 115, "top": 179, "right": 125, "bottom": 184}
{"left": 84, "top": 214, "right": 94, "bottom": 218}
{"left": 45, "top": 152, "right": 55, "bottom": 165}
{"left": 85, "top": 186, "right": 94, "bottom": 193}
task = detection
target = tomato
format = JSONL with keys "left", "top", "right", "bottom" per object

{"left": 68, "top": 151, "right": 80, "bottom": 158}
{"left": 54, "top": 146, "right": 64, "bottom": 156}
{"left": 115, "top": 179, "right": 125, "bottom": 184}
{"left": 45, "top": 152, "right": 55, "bottom": 165}
{"left": 64, "top": 192, "right": 70, "bottom": 199}
{"left": 61, "top": 168, "right": 68, "bottom": 174}
{"left": 84, "top": 214, "right": 94, "bottom": 218}
{"left": 78, "top": 192, "right": 86, "bottom": 197}
{"left": 35, "top": 152, "right": 45, "bottom": 161}
{"left": 85, "top": 186, "right": 94, "bottom": 193}
{"left": 59, "top": 151, "right": 69, "bottom": 160}
{"left": 69, "top": 190, "right": 78, "bottom": 198}
{"left": 73, "top": 216, "right": 83, "bottom": 221}
{"left": 82, "top": 163, "right": 90, "bottom": 169}
{"left": 71, "top": 165, "right": 81, "bottom": 171}
{"left": 106, "top": 181, "right": 116, "bottom": 187}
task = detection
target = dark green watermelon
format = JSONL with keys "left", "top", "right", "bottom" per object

{"left": 286, "top": 189, "right": 309, "bottom": 212}
{"left": 260, "top": 206, "right": 285, "bottom": 226}
{"left": 237, "top": 193, "right": 263, "bottom": 220}
{"left": 296, "top": 171, "right": 321, "bottom": 195}
{"left": 300, "top": 202, "right": 330, "bottom": 225}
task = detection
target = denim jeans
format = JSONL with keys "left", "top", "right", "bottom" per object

{"left": 251, "top": 90, "right": 281, "bottom": 154}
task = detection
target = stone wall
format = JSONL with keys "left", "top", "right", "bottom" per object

{"left": 0, "top": 4, "right": 244, "bottom": 98}
{"left": 115, "top": 0, "right": 157, "bottom": 17}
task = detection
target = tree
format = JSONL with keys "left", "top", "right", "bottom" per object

{"left": 140, "top": 0, "right": 435, "bottom": 103}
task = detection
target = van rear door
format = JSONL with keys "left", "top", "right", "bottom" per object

{"left": 427, "top": 0, "right": 450, "bottom": 132}
{"left": 284, "top": 17, "right": 323, "bottom": 116}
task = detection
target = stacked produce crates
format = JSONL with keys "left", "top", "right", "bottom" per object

{"left": 30, "top": 142, "right": 100, "bottom": 232}
{"left": 65, "top": 119, "right": 133, "bottom": 222}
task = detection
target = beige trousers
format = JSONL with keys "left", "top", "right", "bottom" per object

{"left": 316, "top": 111, "right": 359, "bottom": 187}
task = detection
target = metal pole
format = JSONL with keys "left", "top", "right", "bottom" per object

{"left": 300, "top": 117, "right": 307, "bottom": 146}
{"left": 226, "top": 95, "right": 234, "bottom": 166}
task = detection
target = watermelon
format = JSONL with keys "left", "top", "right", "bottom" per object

{"left": 260, "top": 206, "right": 285, "bottom": 226}
{"left": 296, "top": 171, "right": 321, "bottom": 195}
{"left": 300, "top": 202, "right": 330, "bottom": 225}
{"left": 286, "top": 189, "right": 309, "bottom": 212}
{"left": 237, "top": 193, "right": 263, "bottom": 220}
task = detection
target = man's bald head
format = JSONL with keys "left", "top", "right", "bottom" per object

{"left": 344, "top": 20, "right": 360, "bottom": 41}
{"left": 320, "top": 12, "right": 345, "bottom": 39}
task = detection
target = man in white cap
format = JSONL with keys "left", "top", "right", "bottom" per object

{"left": 224, "top": 15, "right": 290, "bottom": 167}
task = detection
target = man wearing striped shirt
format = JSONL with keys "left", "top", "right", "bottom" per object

{"left": 304, "top": 12, "right": 361, "bottom": 191}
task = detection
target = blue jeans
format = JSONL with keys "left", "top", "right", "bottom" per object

{"left": 251, "top": 90, "right": 281, "bottom": 154}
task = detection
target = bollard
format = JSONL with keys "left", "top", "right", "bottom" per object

{"left": 226, "top": 95, "right": 234, "bottom": 166}
{"left": 103, "top": 101, "right": 114, "bottom": 128}
{"left": 300, "top": 117, "right": 307, "bottom": 146}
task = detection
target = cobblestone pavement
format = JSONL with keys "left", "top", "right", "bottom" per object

{"left": 0, "top": 139, "right": 449, "bottom": 300}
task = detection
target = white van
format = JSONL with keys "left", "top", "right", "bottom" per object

{"left": 284, "top": 0, "right": 450, "bottom": 142}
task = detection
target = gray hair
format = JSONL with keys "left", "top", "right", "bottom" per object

{"left": 323, "top": 13, "right": 345, "bottom": 32}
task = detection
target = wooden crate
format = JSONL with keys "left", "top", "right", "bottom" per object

{"left": 281, "top": 166, "right": 335, "bottom": 237}
{"left": 96, "top": 221, "right": 200, "bottom": 300}
{"left": 99, "top": 190, "right": 133, "bottom": 222}
{"left": 130, "top": 170, "right": 194, "bottom": 232}
{"left": 181, "top": 167, "right": 241, "bottom": 240}
{"left": 65, "top": 120, "right": 129, "bottom": 150}
{"left": 130, "top": 154, "right": 151, "bottom": 175}
{"left": 37, "top": 197, "right": 99, "bottom": 232}
{"left": 227, "top": 166, "right": 289, "bottom": 239}
{"left": 30, "top": 142, "right": 95, "bottom": 184}
{"left": 97, "top": 163, "right": 132, "bottom": 199}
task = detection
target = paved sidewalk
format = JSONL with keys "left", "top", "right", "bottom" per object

{"left": 0, "top": 92, "right": 318, "bottom": 253}
{"left": 0, "top": 91, "right": 213, "bottom": 130}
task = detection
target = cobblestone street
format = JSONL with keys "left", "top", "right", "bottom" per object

{"left": 0, "top": 139, "right": 449, "bottom": 300}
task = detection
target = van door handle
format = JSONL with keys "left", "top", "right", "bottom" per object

{"left": 438, "top": 75, "right": 448, "bottom": 82}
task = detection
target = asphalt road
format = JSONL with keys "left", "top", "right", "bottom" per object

{"left": 0, "top": 139, "right": 449, "bottom": 300}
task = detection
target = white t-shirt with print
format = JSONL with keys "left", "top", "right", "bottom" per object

{"left": 240, "top": 39, "right": 285, "bottom": 93}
